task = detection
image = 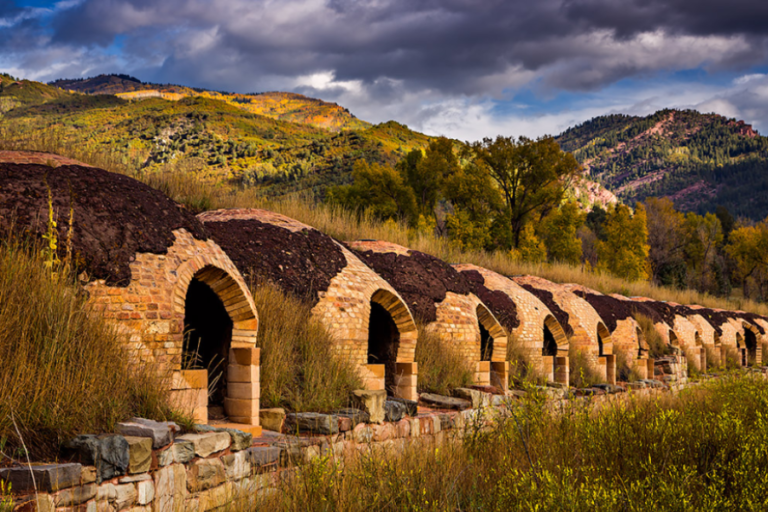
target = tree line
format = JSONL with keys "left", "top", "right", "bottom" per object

{"left": 328, "top": 135, "right": 768, "bottom": 301}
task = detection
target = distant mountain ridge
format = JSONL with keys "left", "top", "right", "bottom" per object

{"left": 51, "top": 74, "right": 370, "bottom": 132}
{"left": 556, "top": 109, "right": 768, "bottom": 219}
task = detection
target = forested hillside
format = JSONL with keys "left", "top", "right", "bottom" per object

{"left": 557, "top": 109, "right": 768, "bottom": 220}
{"left": 51, "top": 74, "right": 371, "bottom": 131}
{"left": 1, "top": 78, "right": 430, "bottom": 197}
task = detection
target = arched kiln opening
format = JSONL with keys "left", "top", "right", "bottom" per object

{"left": 744, "top": 327, "right": 757, "bottom": 365}
{"left": 476, "top": 304, "right": 504, "bottom": 361}
{"left": 184, "top": 278, "right": 233, "bottom": 410}
{"left": 368, "top": 301, "right": 401, "bottom": 395}
{"left": 175, "top": 264, "right": 259, "bottom": 424}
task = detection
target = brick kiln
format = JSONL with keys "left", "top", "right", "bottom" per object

{"left": 512, "top": 276, "right": 617, "bottom": 385}
{"left": 198, "top": 209, "right": 419, "bottom": 400}
{"left": 453, "top": 264, "right": 570, "bottom": 385}
{"left": 683, "top": 306, "right": 766, "bottom": 368}
{"left": 347, "top": 241, "right": 509, "bottom": 390}
{"left": 0, "top": 159, "right": 260, "bottom": 427}
{"left": 563, "top": 286, "right": 653, "bottom": 381}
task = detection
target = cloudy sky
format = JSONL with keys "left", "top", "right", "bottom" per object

{"left": 3, "top": 0, "right": 768, "bottom": 140}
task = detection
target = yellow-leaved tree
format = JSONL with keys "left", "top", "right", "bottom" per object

{"left": 597, "top": 203, "right": 650, "bottom": 281}
{"left": 539, "top": 201, "right": 584, "bottom": 265}
{"left": 511, "top": 223, "right": 547, "bottom": 263}
{"left": 725, "top": 218, "right": 768, "bottom": 299}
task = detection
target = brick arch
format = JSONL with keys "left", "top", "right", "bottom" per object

{"left": 476, "top": 303, "right": 508, "bottom": 362}
{"left": 694, "top": 331, "right": 703, "bottom": 346}
{"left": 544, "top": 314, "right": 569, "bottom": 352}
{"left": 174, "top": 263, "right": 259, "bottom": 345}
{"left": 370, "top": 288, "right": 418, "bottom": 362}
{"left": 596, "top": 322, "right": 613, "bottom": 355}
{"left": 669, "top": 330, "right": 680, "bottom": 347}
{"left": 742, "top": 321, "right": 761, "bottom": 365}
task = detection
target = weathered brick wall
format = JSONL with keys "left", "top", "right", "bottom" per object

{"left": 85, "top": 228, "right": 260, "bottom": 424}
{"left": 315, "top": 245, "right": 419, "bottom": 399}
{"left": 198, "top": 209, "right": 419, "bottom": 399}
{"left": 347, "top": 241, "right": 508, "bottom": 388}
{"left": 515, "top": 278, "right": 612, "bottom": 377}
{"left": 453, "top": 265, "right": 569, "bottom": 383}
{"left": 563, "top": 286, "right": 649, "bottom": 378}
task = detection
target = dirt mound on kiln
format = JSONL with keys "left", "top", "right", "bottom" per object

{"left": 516, "top": 283, "right": 574, "bottom": 337}
{"left": 459, "top": 269, "right": 520, "bottom": 331}
{"left": 571, "top": 290, "right": 665, "bottom": 332}
{"left": 682, "top": 306, "right": 766, "bottom": 336}
{"left": 0, "top": 162, "right": 206, "bottom": 285}
{"left": 348, "top": 241, "right": 471, "bottom": 323}
{"left": 199, "top": 209, "right": 346, "bottom": 305}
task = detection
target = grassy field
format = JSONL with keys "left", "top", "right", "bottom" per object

{"left": 247, "top": 374, "right": 768, "bottom": 511}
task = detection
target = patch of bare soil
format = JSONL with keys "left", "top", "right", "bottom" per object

{"left": 350, "top": 246, "right": 471, "bottom": 324}
{"left": 203, "top": 218, "right": 346, "bottom": 305}
{"left": 518, "top": 284, "right": 574, "bottom": 338}
{"left": 460, "top": 269, "right": 520, "bottom": 331}
{"left": 573, "top": 291, "right": 665, "bottom": 331}
{"left": 0, "top": 163, "right": 206, "bottom": 285}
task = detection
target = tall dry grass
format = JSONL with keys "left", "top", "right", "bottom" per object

{"left": 0, "top": 239, "right": 176, "bottom": 460}
{"left": 568, "top": 349, "right": 604, "bottom": 388}
{"left": 413, "top": 326, "right": 474, "bottom": 394}
{"left": 250, "top": 283, "right": 362, "bottom": 412}
{"left": 635, "top": 313, "right": 672, "bottom": 359}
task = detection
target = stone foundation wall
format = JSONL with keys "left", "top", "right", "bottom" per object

{"left": 5, "top": 376, "right": 724, "bottom": 512}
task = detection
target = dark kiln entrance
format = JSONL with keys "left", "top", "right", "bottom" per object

{"left": 368, "top": 302, "right": 400, "bottom": 395}
{"left": 184, "top": 278, "right": 233, "bottom": 411}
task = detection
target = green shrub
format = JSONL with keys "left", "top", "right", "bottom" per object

{"left": 0, "top": 240, "right": 176, "bottom": 460}
{"left": 414, "top": 325, "right": 474, "bottom": 395}
{"left": 251, "top": 282, "right": 362, "bottom": 412}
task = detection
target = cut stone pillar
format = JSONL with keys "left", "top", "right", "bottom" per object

{"left": 170, "top": 369, "right": 208, "bottom": 424}
{"left": 361, "top": 364, "right": 385, "bottom": 391}
{"left": 541, "top": 355, "right": 555, "bottom": 383}
{"left": 394, "top": 362, "right": 418, "bottom": 401}
{"left": 598, "top": 354, "right": 616, "bottom": 385}
{"left": 555, "top": 356, "right": 569, "bottom": 386}
{"left": 491, "top": 361, "right": 509, "bottom": 392}
{"left": 474, "top": 361, "right": 491, "bottom": 387}
{"left": 226, "top": 347, "right": 260, "bottom": 426}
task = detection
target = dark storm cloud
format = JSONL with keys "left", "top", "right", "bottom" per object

{"left": 7, "top": 0, "right": 768, "bottom": 99}
{"left": 563, "top": 0, "right": 768, "bottom": 38}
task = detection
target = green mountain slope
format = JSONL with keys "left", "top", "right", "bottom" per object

{"left": 557, "top": 109, "right": 768, "bottom": 219}
{"left": 50, "top": 74, "right": 370, "bottom": 132}
{"left": 1, "top": 77, "right": 430, "bottom": 198}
